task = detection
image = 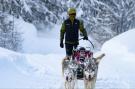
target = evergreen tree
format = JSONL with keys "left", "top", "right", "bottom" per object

{"left": 0, "top": 13, "right": 22, "bottom": 51}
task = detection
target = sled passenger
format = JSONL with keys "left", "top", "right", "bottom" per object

{"left": 60, "top": 8, "right": 88, "bottom": 59}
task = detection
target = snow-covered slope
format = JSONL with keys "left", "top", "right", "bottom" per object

{"left": 0, "top": 47, "right": 65, "bottom": 88}
{"left": 97, "top": 29, "right": 135, "bottom": 88}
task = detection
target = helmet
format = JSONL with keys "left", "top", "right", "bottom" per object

{"left": 68, "top": 8, "right": 76, "bottom": 15}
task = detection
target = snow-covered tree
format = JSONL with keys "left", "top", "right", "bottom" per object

{"left": 69, "top": 0, "right": 135, "bottom": 44}
{"left": 1, "top": 0, "right": 135, "bottom": 45}
{"left": 94, "top": 0, "right": 135, "bottom": 34}
{"left": 0, "top": 13, "right": 22, "bottom": 51}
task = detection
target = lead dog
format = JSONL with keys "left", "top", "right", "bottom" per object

{"left": 84, "top": 53, "right": 105, "bottom": 89}
{"left": 62, "top": 56, "right": 77, "bottom": 89}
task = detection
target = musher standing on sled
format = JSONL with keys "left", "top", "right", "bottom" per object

{"left": 60, "top": 8, "right": 88, "bottom": 58}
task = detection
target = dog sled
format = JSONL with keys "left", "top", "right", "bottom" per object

{"left": 62, "top": 38, "right": 105, "bottom": 89}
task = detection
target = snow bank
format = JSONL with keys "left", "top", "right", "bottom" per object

{"left": 0, "top": 46, "right": 64, "bottom": 88}
{"left": 97, "top": 29, "right": 135, "bottom": 88}
{"left": 0, "top": 47, "right": 37, "bottom": 88}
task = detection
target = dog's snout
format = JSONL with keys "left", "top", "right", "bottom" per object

{"left": 89, "top": 75, "right": 91, "bottom": 80}
{"left": 66, "top": 76, "right": 68, "bottom": 81}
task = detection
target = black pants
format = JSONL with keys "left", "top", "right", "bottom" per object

{"left": 65, "top": 43, "right": 78, "bottom": 56}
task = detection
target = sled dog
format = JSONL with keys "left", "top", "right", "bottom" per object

{"left": 62, "top": 56, "right": 77, "bottom": 89}
{"left": 84, "top": 53, "right": 105, "bottom": 89}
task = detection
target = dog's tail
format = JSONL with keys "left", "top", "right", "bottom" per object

{"left": 62, "top": 58, "right": 64, "bottom": 77}
{"left": 95, "top": 53, "right": 105, "bottom": 64}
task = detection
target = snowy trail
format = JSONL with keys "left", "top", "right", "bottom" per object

{"left": 0, "top": 47, "right": 133, "bottom": 89}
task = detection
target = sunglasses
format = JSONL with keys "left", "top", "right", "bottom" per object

{"left": 69, "top": 13, "right": 76, "bottom": 15}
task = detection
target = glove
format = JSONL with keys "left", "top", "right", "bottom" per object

{"left": 60, "top": 41, "right": 64, "bottom": 48}
{"left": 83, "top": 36, "right": 88, "bottom": 40}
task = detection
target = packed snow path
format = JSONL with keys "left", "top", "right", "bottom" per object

{"left": 0, "top": 50, "right": 133, "bottom": 89}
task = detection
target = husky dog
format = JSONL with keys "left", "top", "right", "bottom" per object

{"left": 62, "top": 57, "right": 77, "bottom": 89}
{"left": 84, "top": 53, "right": 105, "bottom": 89}
{"left": 64, "top": 68, "right": 76, "bottom": 89}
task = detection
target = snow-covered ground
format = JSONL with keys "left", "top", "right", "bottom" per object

{"left": 0, "top": 18, "right": 135, "bottom": 88}
{"left": 97, "top": 29, "right": 135, "bottom": 88}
